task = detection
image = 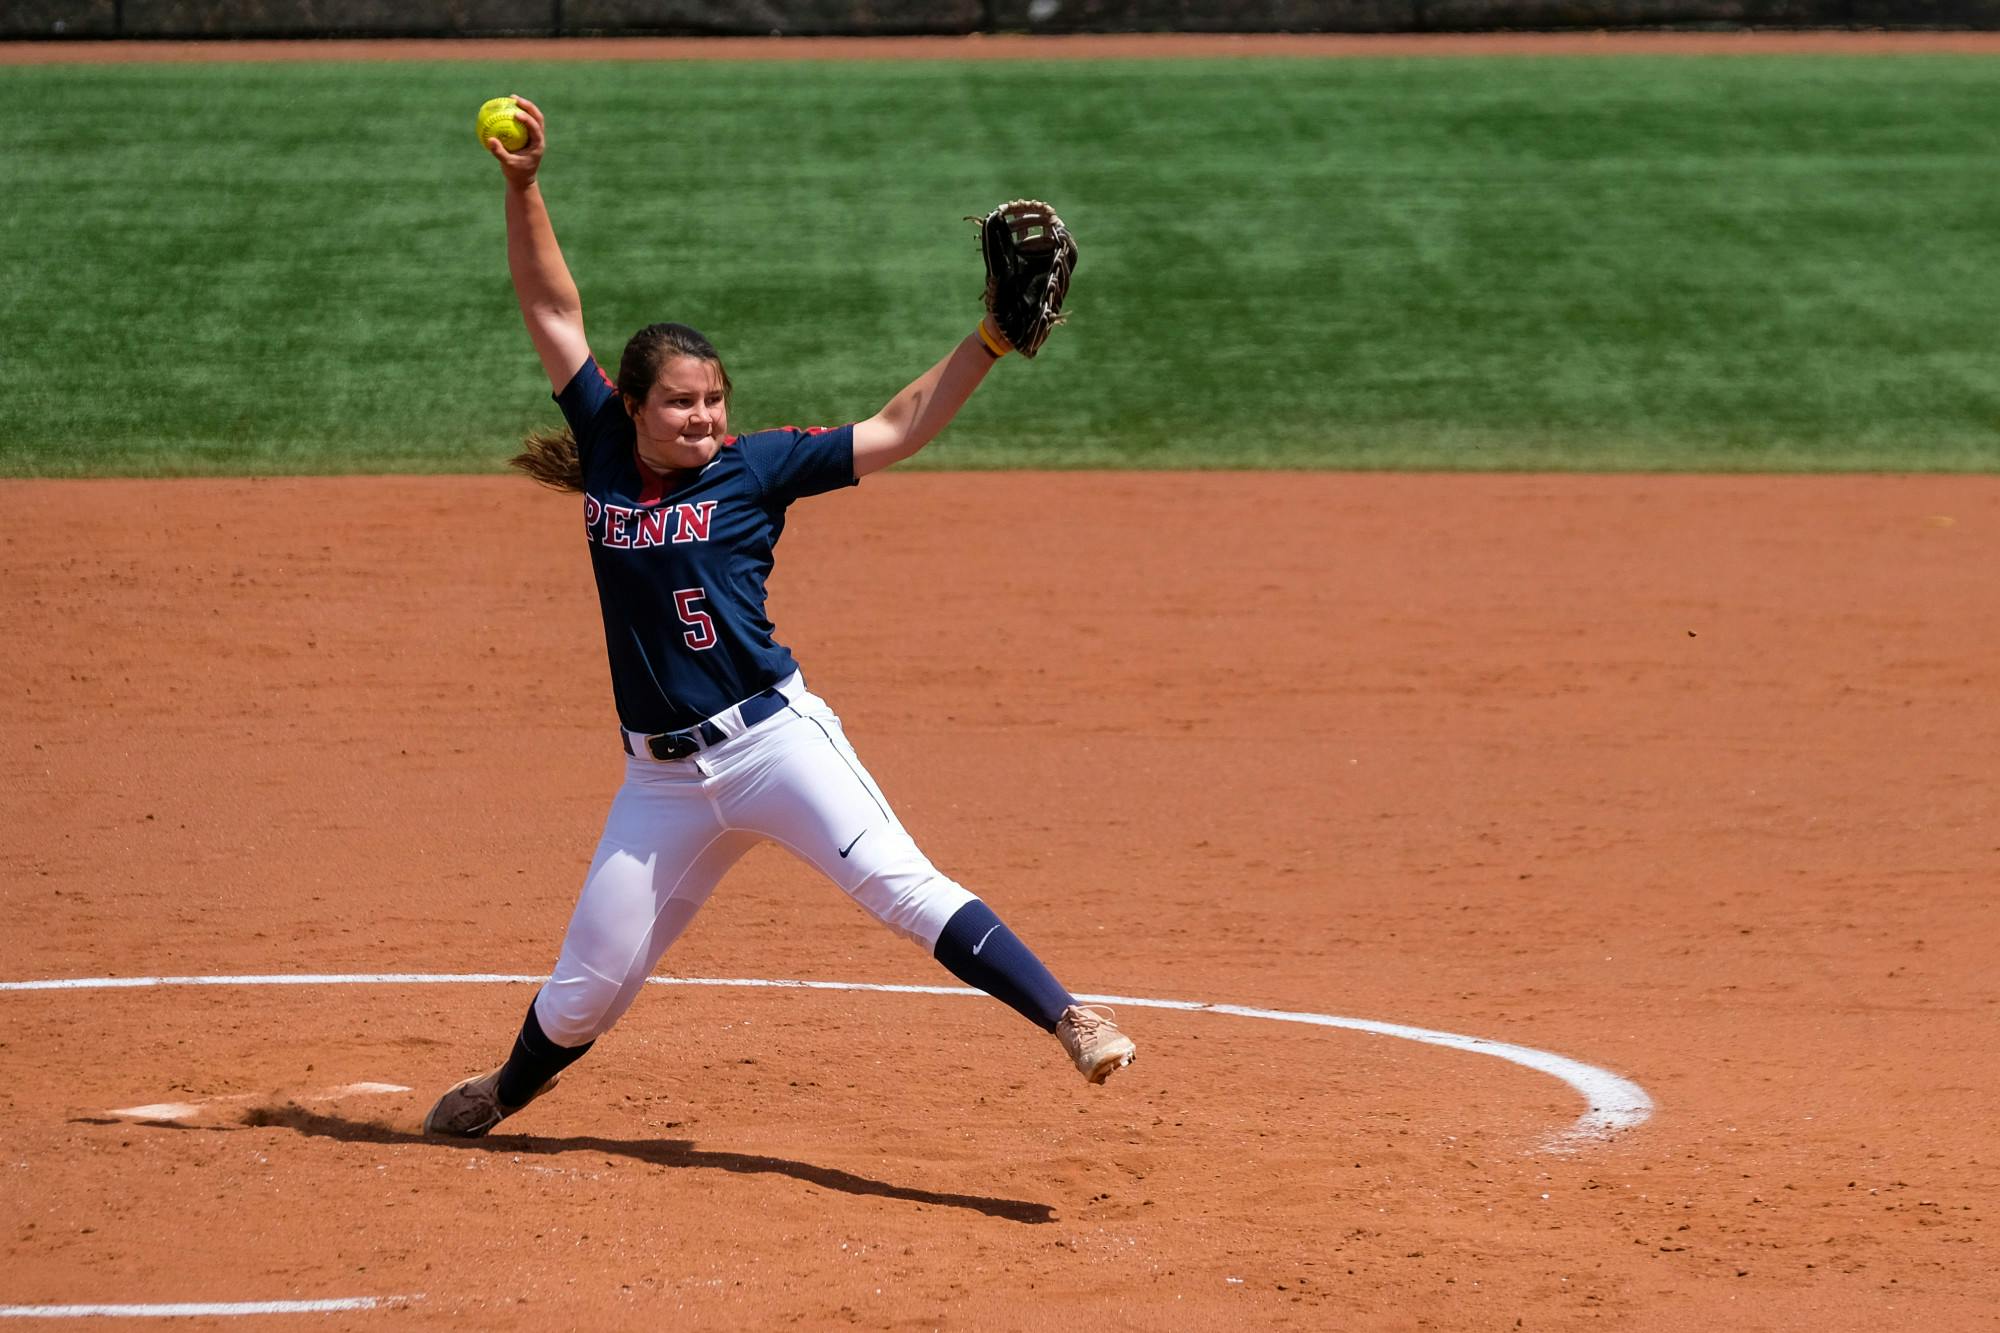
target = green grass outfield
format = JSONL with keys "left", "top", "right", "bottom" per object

{"left": 4, "top": 54, "right": 1997, "bottom": 475}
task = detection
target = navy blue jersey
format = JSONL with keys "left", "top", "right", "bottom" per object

{"left": 554, "top": 356, "right": 856, "bottom": 733}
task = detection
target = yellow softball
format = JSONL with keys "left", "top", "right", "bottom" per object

{"left": 475, "top": 97, "right": 527, "bottom": 152}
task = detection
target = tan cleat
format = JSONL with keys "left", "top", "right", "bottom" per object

{"left": 1056, "top": 1004, "right": 1137, "bottom": 1084}
{"left": 421, "top": 1066, "right": 558, "bottom": 1138}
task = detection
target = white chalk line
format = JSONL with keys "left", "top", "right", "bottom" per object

{"left": 4, "top": 972, "right": 1651, "bottom": 1152}
{"left": 106, "top": 1082, "right": 411, "bottom": 1123}
{"left": 0, "top": 1297, "right": 418, "bottom": 1319}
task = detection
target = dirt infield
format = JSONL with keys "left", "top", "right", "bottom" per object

{"left": 6, "top": 26, "right": 1999, "bottom": 1329}
{"left": 8, "top": 30, "right": 2000, "bottom": 63}
{"left": 2, "top": 473, "right": 1995, "bottom": 1328}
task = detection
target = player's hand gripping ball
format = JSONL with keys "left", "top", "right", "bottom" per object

{"left": 476, "top": 97, "right": 528, "bottom": 152}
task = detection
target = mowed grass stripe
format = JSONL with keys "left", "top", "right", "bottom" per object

{"left": 4, "top": 56, "right": 1996, "bottom": 475}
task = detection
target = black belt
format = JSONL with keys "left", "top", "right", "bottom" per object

{"left": 622, "top": 686, "right": 790, "bottom": 761}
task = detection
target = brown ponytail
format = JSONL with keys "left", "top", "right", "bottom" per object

{"left": 509, "top": 323, "right": 731, "bottom": 496}
{"left": 509, "top": 427, "right": 584, "bottom": 493}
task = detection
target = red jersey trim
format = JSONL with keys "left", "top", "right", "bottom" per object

{"left": 633, "top": 448, "right": 667, "bottom": 506}
{"left": 630, "top": 437, "right": 737, "bottom": 507}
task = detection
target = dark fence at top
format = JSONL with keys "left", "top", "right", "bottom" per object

{"left": 8, "top": 0, "right": 1998, "bottom": 40}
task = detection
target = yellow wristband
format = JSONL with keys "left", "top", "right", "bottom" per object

{"left": 976, "top": 318, "right": 1010, "bottom": 359}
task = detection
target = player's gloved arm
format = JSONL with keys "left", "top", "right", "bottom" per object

{"left": 850, "top": 318, "right": 1007, "bottom": 478}
{"left": 488, "top": 95, "right": 591, "bottom": 394}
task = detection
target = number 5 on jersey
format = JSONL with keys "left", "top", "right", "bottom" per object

{"left": 674, "top": 588, "right": 717, "bottom": 650}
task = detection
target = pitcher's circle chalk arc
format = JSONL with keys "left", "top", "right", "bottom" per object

{"left": 0, "top": 972, "right": 1652, "bottom": 1152}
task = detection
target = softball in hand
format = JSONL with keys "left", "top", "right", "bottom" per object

{"left": 475, "top": 97, "right": 527, "bottom": 152}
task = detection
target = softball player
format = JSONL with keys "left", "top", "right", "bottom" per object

{"left": 425, "top": 97, "right": 1134, "bottom": 1138}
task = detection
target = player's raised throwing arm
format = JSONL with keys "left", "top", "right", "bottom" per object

{"left": 486, "top": 96, "right": 591, "bottom": 393}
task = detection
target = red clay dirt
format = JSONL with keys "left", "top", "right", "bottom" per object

{"left": 5, "top": 23, "right": 2000, "bottom": 1333}
{"left": 8, "top": 31, "right": 2000, "bottom": 62}
{"left": 2, "top": 473, "right": 1996, "bottom": 1329}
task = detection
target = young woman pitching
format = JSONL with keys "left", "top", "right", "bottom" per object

{"left": 423, "top": 95, "right": 1133, "bottom": 1138}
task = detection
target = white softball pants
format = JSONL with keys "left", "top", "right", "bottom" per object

{"left": 531, "top": 675, "right": 977, "bottom": 1048}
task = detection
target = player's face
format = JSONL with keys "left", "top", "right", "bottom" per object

{"left": 631, "top": 356, "right": 729, "bottom": 472}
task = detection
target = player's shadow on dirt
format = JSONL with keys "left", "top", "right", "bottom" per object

{"left": 241, "top": 1103, "right": 1054, "bottom": 1224}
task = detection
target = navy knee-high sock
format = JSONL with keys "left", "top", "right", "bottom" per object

{"left": 932, "top": 899, "right": 1075, "bottom": 1033}
{"left": 496, "top": 996, "right": 593, "bottom": 1107}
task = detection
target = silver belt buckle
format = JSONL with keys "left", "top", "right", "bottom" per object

{"left": 644, "top": 730, "right": 700, "bottom": 761}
